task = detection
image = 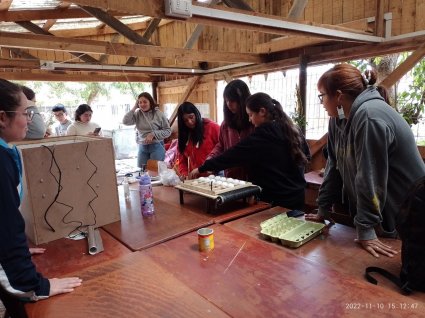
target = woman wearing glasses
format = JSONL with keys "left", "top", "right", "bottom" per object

{"left": 306, "top": 64, "right": 425, "bottom": 258}
{"left": 0, "top": 79, "right": 82, "bottom": 302}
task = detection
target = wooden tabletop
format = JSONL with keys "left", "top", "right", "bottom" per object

{"left": 224, "top": 206, "right": 425, "bottom": 303}
{"left": 305, "top": 170, "right": 323, "bottom": 187}
{"left": 26, "top": 252, "right": 229, "bottom": 318}
{"left": 30, "top": 228, "right": 131, "bottom": 278}
{"left": 145, "top": 224, "right": 423, "bottom": 317}
{"left": 102, "top": 187, "right": 213, "bottom": 251}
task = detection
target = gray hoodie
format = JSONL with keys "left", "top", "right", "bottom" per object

{"left": 122, "top": 107, "right": 171, "bottom": 144}
{"left": 318, "top": 87, "right": 425, "bottom": 240}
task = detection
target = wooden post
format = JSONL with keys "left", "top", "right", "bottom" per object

{"left": 298, "top": 54, "right": 307, "bottom": 136}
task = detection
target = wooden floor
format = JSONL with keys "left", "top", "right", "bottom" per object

{"left": 4, "top": 185, "right": 424, "bottom": 317}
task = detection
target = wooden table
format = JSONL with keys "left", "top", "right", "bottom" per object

{"left": 26, "top": 252, "right": 229, "bottom": 318}
{"left": 145, "top": 224, "right": 423, "bottom": 317}
{"left": 30, "top": 228, "right": 131, "bottom": 278}
{"left": 102, "top": 187, "right": 213, "bottom": 251}
{"left": 225, "top": 206, "right": 425, "bottom": 303}
{"left": 104, "top": 186, "right": 269, "bottom": 251}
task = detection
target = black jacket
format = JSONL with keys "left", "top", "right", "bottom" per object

{"left": 0, "top": 145, "right": 50, "bottom": 301}
{"left": 199, "top": 121, "right": 308, "bottom": 209}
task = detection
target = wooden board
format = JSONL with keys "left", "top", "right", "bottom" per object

{"left": 16, "top": 136, "right": 120, "bottom": 245}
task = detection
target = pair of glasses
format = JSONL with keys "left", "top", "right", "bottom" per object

{"left": 318, "top": 93, "right": 327, "bottom": 103}
{"left": 4, "top": 110, "right": 35, "bottom": 120}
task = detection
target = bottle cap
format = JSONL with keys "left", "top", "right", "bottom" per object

{"left": 139, "top": 173, "right": 151, "bottom": 185}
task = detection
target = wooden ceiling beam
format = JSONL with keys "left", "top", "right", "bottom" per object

{"left": 80, "top": 6, "right": 152, "bottom": 45}
{"left": 51, "top": 21, "right": 148, "bottom": 38}
{"left": 0, "top": 8, "right": 123, "bottom": 22}
{"left": 169, "top": 76, "right": 201, "bottom": 125}
{"left": 126, "top": 18, "right": 161, "bottom": 65}
{"left": 15, "top": 21, "right": 100, "bottom": 64}
{"left": 287, "top": 0, "right": 309, "bottom": 19}
{"left": 0, "top": 31, "right": 262, "bottom": 64}
{"left": 71, "top": 0, "right": 380, "bottom": 41}
{"left": 379, "top": 43, "right": 425, "bottom": 88}
{"left": 43, "top": 2, "right": 72, "bottom": 31}
{"left": 0, "top": 70, "right": 152, "bottom": 82}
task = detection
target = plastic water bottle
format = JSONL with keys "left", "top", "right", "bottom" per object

{"left": 123, "top": 176, "right": 130, "bottom": 201}
{"left": 139, "top": 172, "right": 154, "bottom": 216}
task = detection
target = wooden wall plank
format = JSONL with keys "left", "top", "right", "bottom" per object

{"left": 416, "top": 0, "right": 425, "bottom": 31}
{"left": 332, "top": 0, "right": 343, "bottom": 24}
{"left": 322, "top": 0, "right": 334, "bottom": 25}
{"left": 401, "top": 0, "right": 416, "bottom": 34}
{"left": 389, "top": 0, "right": 402, "bottom": 36}
{"left": 342, "top": 0, "right": 354, "bottom": 22}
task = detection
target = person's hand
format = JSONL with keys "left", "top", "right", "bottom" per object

{"left": 188, "top": 168, "right": 200, "bottom": 180}
{"left": 29, "top": 247, "right": 46, "bottom": 255}
{"left": 132, "top": 101, "right": 139, "bottom": 111}
{"left": 355, "top": 238, "right": 398, "bottom": 258}
{"left": 144, "top": 133, "right": 154, "bottom": 143}
{"left": 49, "top": 277, "right": 82, "bottom": 296}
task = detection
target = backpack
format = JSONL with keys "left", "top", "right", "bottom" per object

{"left": 365, "top": 175, "right": 425, "bottom": 294}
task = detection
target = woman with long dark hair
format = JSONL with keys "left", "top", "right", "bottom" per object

{"left": 306, "top": 63, "right": 425, "bottom": 258}
{"left": 176, "top": 102, "right": 219, "bottom": 178}
{"left": 122, "top": 92, "right": 171, "bottom": 168}
{"left": 191, "top": 92, "right": 310, "bottom": 209}
{"left": 0, "top": 78, "right": 81, "bottom": 302}
{"left": 207, "top": 79, "right": 254, "bottom": 179}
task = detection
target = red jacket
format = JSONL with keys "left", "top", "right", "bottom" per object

{"left": 177, "top": 118, "right": 220, "bottom": 176}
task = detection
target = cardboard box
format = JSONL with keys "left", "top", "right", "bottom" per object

{"left": 15, "top": 136, "right": 120, "bottom": 245}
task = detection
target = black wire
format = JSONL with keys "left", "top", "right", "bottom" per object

{"left": 66, "top": 142, "right": 99, "bottom": 238}
{"left": 41, "top": 145, "right": 74, "bottom": 232}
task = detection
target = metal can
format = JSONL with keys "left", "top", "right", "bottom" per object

{"left": 197, "top": 228, "right": 214, "bottom": 252}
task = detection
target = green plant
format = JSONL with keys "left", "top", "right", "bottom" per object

{"left": 290, "top": 84, "right": 307, "bottom": 131}
{"left": 396, "top": 55, "right": 425, "bottom": 126}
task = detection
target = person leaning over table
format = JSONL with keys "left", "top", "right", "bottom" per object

{"left": 305, "top": 64, "right": 425, "bottom": 258}
{"left": 0, "top": 78, "right": 82, "bottom": 302}
{"left": 122, "top": 92, "right": 171, "bottom": 168}
{"left": 176, "top": 101, "right": 219, "bottom": 178}
{"left": 206, "top": 79, "right": 254, "bottom": 180}
{"left": 190, "top": 92, "right": 310, "bottom": 210}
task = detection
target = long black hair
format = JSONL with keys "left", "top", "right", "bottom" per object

{"left": 246, "top": 92, "right": 307, "bottom": 165}
{"left": 177, "top": 102, "right": 204, "bottom": 154}
{"left": 223, "top": 79, "right": 252, "bottom": 130}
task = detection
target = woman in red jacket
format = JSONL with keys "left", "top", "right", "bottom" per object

{"left": 176, "top": 102, "right": 219, "bottom": 178}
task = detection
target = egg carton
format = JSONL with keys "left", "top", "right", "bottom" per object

{"left": 260, "top": 213, "right": 325, "bottom": 248}
{"left": 176, "top": 175, "right": 253, "bottom": 197}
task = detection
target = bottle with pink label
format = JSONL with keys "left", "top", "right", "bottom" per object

{"left": 139, "top": 172, "right": 154, "bottom": 216}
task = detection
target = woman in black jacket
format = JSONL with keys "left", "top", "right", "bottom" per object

{"left": 191, "top": 92, "right": 310, "bottom": 209}
{"left": 0, "top": 79, "right": 82, "bottom": 302}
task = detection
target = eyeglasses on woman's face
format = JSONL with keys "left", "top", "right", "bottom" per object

{"left": 4, "top": 109, "right": 35, "bottom": 120}
{"left": 318, "top": 93, "right": 327, "bottom": 103}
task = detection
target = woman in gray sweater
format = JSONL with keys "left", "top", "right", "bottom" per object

{"left": 306, "top": 64, "right": 425, "bottom": 258}
{"left": 123, "top": 92, "right": 171, "bottom": 168}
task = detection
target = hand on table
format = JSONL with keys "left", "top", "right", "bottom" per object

{"left": 29, "top": 247, "right": 46, "bottom": 255}
{"left": 355, "top": 238, "right": 398, "bottom": 258}
{"left": 49, "top": 277, "right": 82, "bottom": 296}
{"left": 188, "top": 168, "right": 200, "bottom": 180}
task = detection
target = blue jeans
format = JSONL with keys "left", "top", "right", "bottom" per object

{"left": 137, "top": 142, "right": 165, "bottom": 168}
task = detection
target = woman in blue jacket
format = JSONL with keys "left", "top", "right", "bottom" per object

{"left": 0, "top": 79, "right": 82, "bottom": 301}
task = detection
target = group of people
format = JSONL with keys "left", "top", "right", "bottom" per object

{"left": 18, "top": 85, "right": 101, "bottom": 140}
{"left": 1, "top": 63, "right": 424, "bottom": 303}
